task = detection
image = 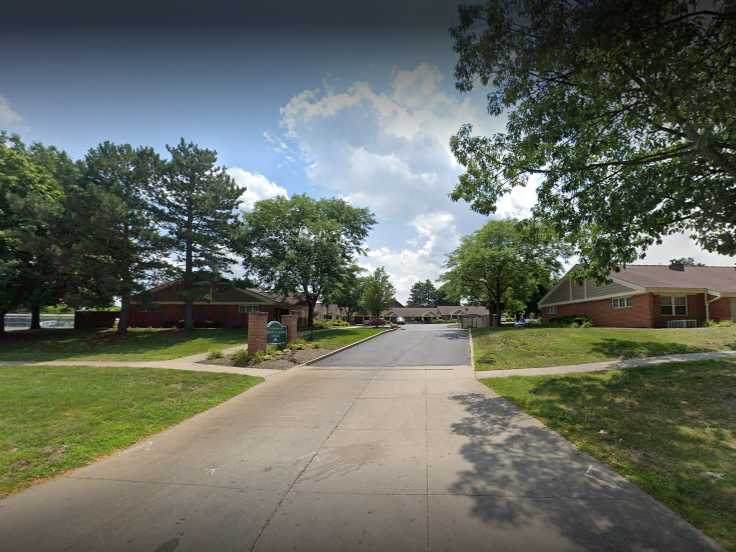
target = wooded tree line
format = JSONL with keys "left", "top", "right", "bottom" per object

{"left": 0, "top": 133, "right": 378, "bottom": 334}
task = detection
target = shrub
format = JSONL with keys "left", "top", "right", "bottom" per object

{"left": 313, "top": 318, "right": 350, "bottom": 329}
{"left": 705, "top": 319, "right": 734, "bottom": 328}
{"left": 547, "top": 315, "right": 594, "bottom": 327}
{"left": 206, "top": 350, "right": 224, "bottom": 360}
{"left": 230, "top": 349, "right": 250, "bottom": 366}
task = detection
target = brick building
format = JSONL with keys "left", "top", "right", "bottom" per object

{"left": 129, "top": 280, "right": 299, "bottom": 328}
{"left": 539, "top": 263, "right": 736, "bottom": 328}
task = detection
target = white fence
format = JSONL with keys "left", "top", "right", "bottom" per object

{"left": 460, "top": 315, "right": 490, "bottom": 329}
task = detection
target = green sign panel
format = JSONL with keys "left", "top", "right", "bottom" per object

{"left": 266, "top": 320, "right": 287, "bottom": 345}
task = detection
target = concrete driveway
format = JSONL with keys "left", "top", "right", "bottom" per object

{"left": 0, "top": 325, "right": 720, "bottom": 551}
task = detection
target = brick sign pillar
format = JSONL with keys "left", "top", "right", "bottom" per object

{"left": 247, "top": 312, "right": 268, "bottom": 353}
{"left": 281, "top": 314, "right": 298, "bottom": 343}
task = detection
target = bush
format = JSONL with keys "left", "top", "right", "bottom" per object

{"left": 230, "top": 349, "right": 250, "bottom": 366}
{"left": 547, "top": 315, "right": 594, "bottom": 328}
{"left": 313, "top": 318, "right": 350, "bottom": 329}
{"left": 206, "top": 350, "right": 224, "bottom": 360}
{"left": 705, "top": 319, "right": 734, "bottom": 328}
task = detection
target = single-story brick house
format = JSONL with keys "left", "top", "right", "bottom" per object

{"left": 382, "top": 305, "right": 489, "bottom": 323}
{"left": 539, "top": 263, "right": 736, "bottom": 327}
{"left": 129, "top": 280, "right": 298, "bottom": 328}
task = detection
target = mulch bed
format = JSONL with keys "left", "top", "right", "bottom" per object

{"left": 198, "top": 347, "right": 332, "bottom": 370}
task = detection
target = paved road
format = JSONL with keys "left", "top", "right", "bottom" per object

{"left": 0, "top": 325, "right": 720, "bottom": 551}
{"left": 314, "top": 324, "right": 470, "bottom": 367}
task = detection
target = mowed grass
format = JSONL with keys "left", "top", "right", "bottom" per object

{"left": 306, "top": 327, "right": 388, "bottom": 349}
{"left": 0, "top": 365, "right": 262, "bottom": 497}
{"left": 484, "top": 360, "right": 736, "bottom": 551}
{"left": 0, "top": 327, "right": 247, "bottom": 361}
{"left": 472, "top": 326, "right": 736, "bottom": 370}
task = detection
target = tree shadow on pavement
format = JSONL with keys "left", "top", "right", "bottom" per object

{"left": 443, "top": 391, "right": 720, "bottom": 551}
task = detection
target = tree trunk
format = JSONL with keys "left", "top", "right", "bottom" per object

{"left": 30, "top": 305, "right": 41, "bottom": 330}
{"left": 307, "top": 300, "right": 316, "bottom": 329}
{"left": 184, "top": 242, "right": 194, "bottom": 330}
{"left": 118, "top": 293, "right": 130, "bottom": 335}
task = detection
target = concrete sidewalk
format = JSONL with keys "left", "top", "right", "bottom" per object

{"left": 0, "top": 326, "right": 721, "bottom": 551}
{"left": 476, "top": 350, "right": 736, "bottom": 379}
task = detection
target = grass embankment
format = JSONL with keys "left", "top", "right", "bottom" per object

{"left": 0, "top": 328, "right": 246, "bottom": 362}
{"left": 305, "top": 327, "right": 388, "bottom": 349}
{"left": 0, "top": 365, "right": 262, "bottom": 496}
{"left": 484, "top": 360, "right": 736, "bottom": 551}
{"left": 472, "top": 326, "right": 736, "bottom": 370}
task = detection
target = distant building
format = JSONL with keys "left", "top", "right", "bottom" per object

{"left": 382, "top": 305, "right": 488, "bottom": 323}
{"left": 539, "top": 263, "right": 736, "bottom": 327}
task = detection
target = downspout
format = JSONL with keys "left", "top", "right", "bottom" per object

{"left": 705, "top": 289, "right": 722, "bottom": 323}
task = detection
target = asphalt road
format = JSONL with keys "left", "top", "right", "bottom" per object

{"left": 313, "top": 323, "right": 470, "bottom": 367}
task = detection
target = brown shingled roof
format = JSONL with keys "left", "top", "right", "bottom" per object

{"left": 614, "top": 265, "right": 736, "bottom": 293}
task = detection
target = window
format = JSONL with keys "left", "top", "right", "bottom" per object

{"left": 660, "top": 296, "right": 687, "bottom": 316}
{"left": 238, "top": 305, "right": 260, "bottom": 314}
{"left": 611, "top": 296, "right": 632, "bottom": 309}
{"left": 546, "top": 305, "right": 557, "bottom": 315}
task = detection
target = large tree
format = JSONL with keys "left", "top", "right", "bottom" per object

{"left": 407, "top": 279, "right": 438, "bottom": 307}
{"left": 157, "top": 139, "right": 243, "bottom": 330}
{"left": 79, "top": 142, "right": 170, "bottom": 334}
{"left": 360, "top": 267, "right": 396, "bottom": 318}
{"left": 239, "top": 195, "right": 375, "bottom": 328}
{"left": 0, "top": 134, "right": 63, "bottom": 335}
{"left": 324, "top": 265, "right": 366, "bottom": 321}
{"left": 442, "top": 220, "right": 569, "bottom": 325}
{"left": 450, "top": 0, "right": 736, "bottom": 278}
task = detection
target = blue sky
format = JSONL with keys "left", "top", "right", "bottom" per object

{"left": 2, "top": 2, "right": 732, "bottom": 300}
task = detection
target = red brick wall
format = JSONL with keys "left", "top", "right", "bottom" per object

{"left": 709, "top": 297, "right": 733, "bottom": 322}
{"left": 129, "top": 304, "right": 284, "bottom": 328}
{"left": 650, "top": 294, "right": 706, "bottom": 328}
{"left": 247, "top": 311, "right": 268, "bottom": 353}
{"left": 542, "top": 293, "right": 654, "bottom": 327}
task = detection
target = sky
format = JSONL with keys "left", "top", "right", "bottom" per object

{"left": 2, "top": 0, "right": 733, "bottom": 302}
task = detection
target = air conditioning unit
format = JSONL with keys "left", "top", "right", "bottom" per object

{"left": 667, "top": 320, "right": 698, "bottom": 328}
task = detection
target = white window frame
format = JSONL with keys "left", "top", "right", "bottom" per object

{"left": 611, "top": 296, "right": 632, "bottom": 309}
{"left": 660, "top": 295, "right": 687, "bottom": 316}
{"left": 546, "top": 305, "right": 557, "bottom": 315}
{"left": 238, "top": 305, "right": 260, "bottom": 314}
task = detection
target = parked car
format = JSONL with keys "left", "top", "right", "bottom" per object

{"left": 395, "top": 316, "right": 406, "bottom": 325}
{"left": 365, "top": 318, "right": 386, "bottom": 326}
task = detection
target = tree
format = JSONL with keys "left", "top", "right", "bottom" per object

{"left": 450, "top": 1, "right": 736, "bottom": 279}
{"left": 0, "top": 134, "right": 63, "bottom": 335}
{"left": 360, "top": 267, "right": 396, "bottom": 318}
{"left": 441, "top": 220, "right": 569, "bottom": 326}
{"left": 156, "top": 139, "right": 243, "bottom": 330}
{"left": 434, "top": 282, "right": 462, "bottom": 306}
{"left": 324, "top": 265, "right": 366, "bottom": 321}
{"left": 79, "top": 142, "right": 170, "bottom": 334}
{"left": 239, "top": 195, "right": 375, "bottom": 328}
{"left": 407, "top": 280, "right": 438, "bottom": 307}
{"left": 670, "top": 257, "right": 705, "bottom": 267}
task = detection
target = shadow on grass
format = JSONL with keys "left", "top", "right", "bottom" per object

{"left": 0, "top": 328, "right": 245, "bottom": 360}
{"left": 444, "top": 380, "right": 724, "bottom": 550}
{"left": 590, "top": 338, "right": 708, "bottom": 359}
{"left": 452, "top": 363, "right": 734, "bottom": 550}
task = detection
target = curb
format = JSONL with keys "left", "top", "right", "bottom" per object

{"left": 298, "top": 326, "right": 399, "bottom": 367}
{"left": 468, "top": 327, "right": 477, "bottom": 373}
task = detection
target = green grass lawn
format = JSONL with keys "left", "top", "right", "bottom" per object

{"left": 0, "top": 365, "right": 262, "bottom": 497}
{"left": 306, "top": 327, "right": 388, "bottom": 349}
{"left": 483, "top": 360, "right": 736, "bottom": 551}
{"left": 472, "top": 326, "right": 736, "bottom": 370}
{"left": 0, "top": 327, "right": 247, "bottom": 362}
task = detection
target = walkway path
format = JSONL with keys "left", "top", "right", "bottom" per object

{"left": 0, "top": 325, "right": 721, "bottom": 551}
{"left": 476, "top": 350, "right": 736, "bottom": 379}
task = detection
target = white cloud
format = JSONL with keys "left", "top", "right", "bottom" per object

{"left": 0, "top": 95, "right": 21, "bottom": 126}
{"left": 638, "top": 233, "right": 736, "bottom": 266}
{"left": 227, "top": 168, "right": 288, "bottom": 210}
{"left": 278, "top": 63, "right": 519, "bottom": 301}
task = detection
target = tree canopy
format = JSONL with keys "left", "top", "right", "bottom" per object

{"left": 360, "top": 267, "right": 396, "bottom": 318}
{"left": 156, "top": 139, "right": 243, "bottom": 329}
{"left": 239, "top": 195, "right": 375, "bottom": 328}
{"left": 441, "top": 219, "right": 569, "bottom": 325}
{"left": 450, "top": 0, "right": 736, "bottom": 278}
{"left": 407, "top": 279, "right": 439, "bottom": 307}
